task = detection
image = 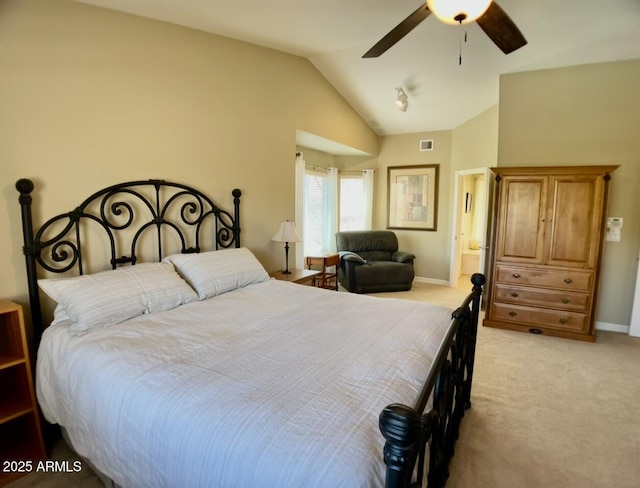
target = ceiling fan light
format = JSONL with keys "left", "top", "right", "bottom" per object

{"left": 426, "top": 0, "right": 493, "bottom": 25}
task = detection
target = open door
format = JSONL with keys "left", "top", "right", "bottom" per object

{"left": 449, "top": 167, "right": 491, "bottom": 288}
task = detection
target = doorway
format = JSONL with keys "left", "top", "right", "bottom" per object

{"left": 630, "top": 253, "right": 640, "bottom": 337}
{"left": 449, "top": 167, "right": 491, "bottom": 288}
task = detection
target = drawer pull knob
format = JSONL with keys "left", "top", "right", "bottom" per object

{"left": 529, "top": 328, "right": 543, "bottom": 335}
{"left": 509, "top": 311, "right": 517, "bottom": 317}
{"left": 562, "top": 298, "right": 570, "bottom": 304}
{"left": 513, "top": 273, "right": 520, "bottom": 278}
{"left": 511, "top": 292, "right": 519, "bottom": 298}
{"left": 559, "top": 318, "right": 569, "bottom": 324}
{"left": 564, "top": 278, "right": 573, "bottom": 284}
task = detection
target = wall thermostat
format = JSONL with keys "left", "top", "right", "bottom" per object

{"left": 606, "top": 217, "right": 622, "bottom": 242}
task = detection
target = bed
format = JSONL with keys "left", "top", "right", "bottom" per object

{"left": 15, "top": 178, "right": 484, "bottom": 488}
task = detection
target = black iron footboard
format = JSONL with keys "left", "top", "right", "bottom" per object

{"left": 380, "top": 273, "right": 484, "bottom": 488}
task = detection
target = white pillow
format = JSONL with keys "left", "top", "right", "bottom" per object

{"left": 50, "top": 305, "right": 72, "bottom": 327}
{"left": 38, "top": 262, "right": 198, "bottom": 334}
{"left": 163, "top": 247, "right": 269, "bottom": 300}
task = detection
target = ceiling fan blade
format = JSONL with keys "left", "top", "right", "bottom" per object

{"left": 363, "top": 5, "right": 431, "bottom": 58}
{"left": 476, "top": 2, "right": 527, "bottom": 54}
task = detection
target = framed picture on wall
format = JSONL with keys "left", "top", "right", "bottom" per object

{"left": 387, "top": 164, "right": 439, "bottom": 231}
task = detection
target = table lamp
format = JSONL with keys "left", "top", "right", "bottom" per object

{"left": 272, "top": 220, "right": 301, "bottom": 274}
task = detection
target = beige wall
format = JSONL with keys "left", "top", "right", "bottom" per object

{"left": 498, "top": 59, "right": 640, "bottom": 326}
{"left": 372, "top": 108, "right": 498, "bottom": 283}
{"left": 295, "top": 147, "right": 339, "bottom": 169}
{"left": 375, "top": 131, "right": 452, "bottom": 281}
{"left": 0, "top": 0, "right": 378, "bottom": 304}
{"left": 452, "top": 104, "right": 499, "bottom": 171}
{"left": 295, "top": 147, "right": 375, "bottom": 172}
{"left": 451, "top": 106, "right": 500, "bottom": 278}
{"left": 3, "top": 1, "right": 636, "bottom": 329}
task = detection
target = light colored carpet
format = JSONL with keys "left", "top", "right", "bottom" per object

{"left": 9, "top": 277, "right": 640, "bottom": 487}
{"left": 376, "top": 278, "right": 640, "bottom": 488}
{"left": 448, "top": 320, "right": 640, "bottom": 488}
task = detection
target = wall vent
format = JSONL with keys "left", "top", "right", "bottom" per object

{"left": 419, "top": 139, "right": 434, "bottom": 151}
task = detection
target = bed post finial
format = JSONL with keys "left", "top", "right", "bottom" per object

{"left": 232, "top": 188, "right": 242, "bottom": 248}
{"left": 16, "top": 178, "right": 44, "bottom": 346}
{"left": 470, "top": 272, "right": 485, "bottom": 290}
{"left": 379, "top": 403, "right": 421, "bottom": 488}
{"left": 469, "top": 273, "right": 485, "bottom": 323}
{"left": 464, "top": 273, "right": 485, "bottom": 409}
{"left": 16, "top": 178, "right": 35, "bottom": 196}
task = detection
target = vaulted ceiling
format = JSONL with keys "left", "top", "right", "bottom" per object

{"left": 78, "top": 0, "right": 640, "bottom": 140}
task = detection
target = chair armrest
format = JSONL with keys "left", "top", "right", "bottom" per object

{"left": 339, "top": 251, "right": 367, "bottom": 265}
{"left": 392, "top": 251, "right": 415, "bottom": 263}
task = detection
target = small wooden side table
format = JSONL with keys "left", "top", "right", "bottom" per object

{"left": 305, "top": 254, "right": 339, "bottom": 290}
{"left": 269, "top": 269, "right": 320, "bottom": 286}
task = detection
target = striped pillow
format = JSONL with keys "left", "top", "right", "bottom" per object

{"left": 38, "top": 262, "right": 198, "bottom": 334}
{"left": 163, "top": 248, "right": 269, "bottom": 300}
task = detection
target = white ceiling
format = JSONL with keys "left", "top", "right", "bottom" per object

{"left": 78, "top": 0, "right": 640, "bottom": 145}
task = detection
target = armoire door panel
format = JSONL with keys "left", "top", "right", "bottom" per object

{"left": 546, "top": 176, "right": 603, "bottom": 268}
{"left": 496, "top": 177, "right": 547, "bottom": 264}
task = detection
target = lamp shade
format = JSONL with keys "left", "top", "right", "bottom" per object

{"left": 272, "top": 220, "right": 302, "bottom": 243}
{"left": 426, "top": 0, "right": 492, "bottom": 25}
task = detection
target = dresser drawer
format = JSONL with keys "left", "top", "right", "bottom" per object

{"left": 493, "top": 284, "right": 590, "bottom": 312}
{"left": 495, "top": 265, "right": 593, "bottom": 291}
{"left": 491, "top": 302, "right": 588, "bottom": 333}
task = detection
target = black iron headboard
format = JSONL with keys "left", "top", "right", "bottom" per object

{"left": 16, "top": 178, "right": 242, "bottom": 344}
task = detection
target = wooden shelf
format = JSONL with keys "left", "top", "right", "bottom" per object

{"left": 0, "top": 363, "right": 34, "bottom": 423}
{"left": 0, "top": 355, "right": 26, "bottom": 371}
{"left": 0, "top": 301, "right": 45, "bottom": 486}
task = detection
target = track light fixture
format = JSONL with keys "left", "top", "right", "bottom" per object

{"left": 396, "top": 87, "right": 408, "bottom": 112}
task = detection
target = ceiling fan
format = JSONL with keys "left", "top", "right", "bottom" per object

{"left": 363, "top": 0, "right": 527, "bottom": 58}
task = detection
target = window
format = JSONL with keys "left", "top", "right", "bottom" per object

{"left": 340, "top": 174, "right": 366, "bottom": 231}
{"left": 303, "top": 169, "right": 329, "bottom": 256}
{"left": 295, "top": 152, "right": 373, "bottom": 263}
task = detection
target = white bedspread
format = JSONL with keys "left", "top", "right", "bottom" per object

{"left": 36, "top": 279, "right": 454, "bottom": 488}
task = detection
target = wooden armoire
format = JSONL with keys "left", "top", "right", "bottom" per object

{"left": 483, "top": 165, "right": 618, "bottom": 342}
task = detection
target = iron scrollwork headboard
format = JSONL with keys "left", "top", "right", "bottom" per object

{"left": 16, "top": 178, "right": 242, "bottom": 344}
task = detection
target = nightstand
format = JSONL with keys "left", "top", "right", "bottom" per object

{"left": 269, "top": 269, "right": 320, "bottom": 286}
{"left": 0, "top": 300, "right": 46, "bottom": 486}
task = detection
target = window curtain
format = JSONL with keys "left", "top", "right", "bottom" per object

{"left": 294, "top": 152, "right": 306, "bottom": 268}
{"left": 363, "top": 169, "right": 375, "bottom": 230}
{"left": 295, "top": 154, "right": 370, "bottom": 261}
{"left": 324, "top": 167, "right": 339, "bottom": 253}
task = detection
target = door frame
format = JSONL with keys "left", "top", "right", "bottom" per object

{"left": 449, "top": 167, "right": 491, "bottom": 288}
{"left": 630, "top": 253, "right": 640, "bottom": 337}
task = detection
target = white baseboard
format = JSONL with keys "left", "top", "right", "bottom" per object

{"left": 414, "top": 276, "right": 450, "bottom": 286}
{"left": 596, "top": 321, "right": 630, "bottom": 334}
